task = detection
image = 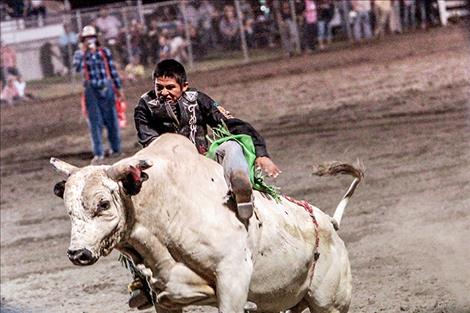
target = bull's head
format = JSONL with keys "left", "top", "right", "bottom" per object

{"left": 50, "top": 158, "right": 152, "bottom": 266}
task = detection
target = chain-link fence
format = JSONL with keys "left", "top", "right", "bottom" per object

{"left": 0, "top": 1, "right": 300, "bottom": 81}
{"left": 65, "top": 0, "right": 291, "bottom": 70}
{"left": 2, "top": 0, "right": 450, "bottom": 84}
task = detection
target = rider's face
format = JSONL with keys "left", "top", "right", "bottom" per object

{"left": 155, "top": 76, "right": 188, "bottom": 105}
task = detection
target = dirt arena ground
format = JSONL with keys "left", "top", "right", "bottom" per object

{"left": 1, "top": 24, "right": 469, "bottom": 313}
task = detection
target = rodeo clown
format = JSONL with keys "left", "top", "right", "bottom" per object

{"left": 125, "top": 59, "right": 281, "bottom": 309}
{"left": 73, "top": 25, "right": 124, "bottom": 165}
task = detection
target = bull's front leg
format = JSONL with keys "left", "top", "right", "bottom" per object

{"left": 216, "top": 248, "right": 253, "bottom": 313}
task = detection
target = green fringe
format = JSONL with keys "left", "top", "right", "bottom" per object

{"left": 207, "top": 123, "right": 281, "bottom": 202}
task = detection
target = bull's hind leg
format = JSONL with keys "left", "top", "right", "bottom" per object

{"left": 216, "top": 251, "right": 253, "bottom": 313}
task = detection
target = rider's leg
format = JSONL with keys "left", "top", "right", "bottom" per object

{"left": 120, "top": 254, "right": 154, "bottom": 310}
{"left": 215, "top": 141, "right": 253, "bottom": 220}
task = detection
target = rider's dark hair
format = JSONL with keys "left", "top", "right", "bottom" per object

{"left": 152, "top": 59, "right": 187, "bottom": 86}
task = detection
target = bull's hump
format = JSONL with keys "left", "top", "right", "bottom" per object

{"left": 145, "top": 134, "right": 198, "bottom": 156}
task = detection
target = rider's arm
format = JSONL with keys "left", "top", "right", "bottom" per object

{"left": 198, "top": 92, "right": 269, "bottom": 158}
{"left": 134, "top": 96, "right": 160, "bottom": 147}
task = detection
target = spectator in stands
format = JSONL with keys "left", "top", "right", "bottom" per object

{"left": 13, "top": 74, "right": 33, "bottom": 100}
{"left": 189, "top": 24, "right": 205, "bottom": 60}
{"left": 416, "top": 0, "right": 428, "bottom": 29}
{"left": 95, "top": 8, "right": 122, "bottom": 62}
{"left": 0, "top": 75, "right": 19, "bottom": 106}
{"left": 39, "top": 41, "right": 57, "bottom": 77}
{"left": 279, "top": 1, "right": 297, "bottom": 56}
{"left": 316, "top": 0, "right": 334, "bottom": 50}
{"left": 125, "top": 55, "right": 145, "bottom": 83}
{"left": 403, "top": 0, "right": 417, "bottom": 30}
{"left": 390, "top": 0, "right": 403, "bottom": 34}
{"left": 351, "top": 0, "right": 372, "bottom": 42}
{"left": 0, "top": 43, "right": 6, "bottom": 86}
{"left": 161, "top": 5, "right": 176, "bottom": 22}
{"left": 147, "top": 19, "right": 161, "bottom": 65}
{"left": 73, "top": 25, "right": 123, "bottom": 165}
{"left": 240, "top": 0, "right": 254, "bottom": 19}
{"left": 169, "top": 33, "right": 189, "bottom": 64}
{"left": 159, "top": 32, "right": 171, "bottom": 61}
{"left": 129, "top": 19, "right": 145, "bottom": 60}
{"left": 219, "top": 5, "right": 240, "bottom": 50}
{"left": 58, "top": 23, "right": 79, "bottom": 71}
{"left": 303, "top": 0, "right": 318, "bottom": 53}
{"left": 244, "top": 15, "right": 256, "bottom": 49}
{"left": 182, "top": 0, "right": 200, "bottom": 28}
{"left": 198, "top": 0, "right": 219, "bottom": 50}
{"left": 1, "top": 42, "right": 20, "bottom": 77}
{"left": 24, "top": 0, "right": 46, "bottom": 26}
{"left": 4, "top": 0, "right": 25, "bottom": 18}
{"left": 374, "top": 0, "right": 391, "bottom": 38}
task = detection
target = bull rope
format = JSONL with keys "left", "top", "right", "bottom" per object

{"left": 283, "top": 196, "right": 320, "bottom": 281}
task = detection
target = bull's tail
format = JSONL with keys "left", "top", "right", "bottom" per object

{"left": 313, "top": 161, "right": 364, "bottom": 230}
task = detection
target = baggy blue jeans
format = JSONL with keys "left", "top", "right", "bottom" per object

{"left": 353, "top": 11, "right": 372, "bottom": 41}
{"left": 84, "top": 79, "right": 121, "bottom": 157}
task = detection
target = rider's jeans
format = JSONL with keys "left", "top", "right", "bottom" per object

{"left": 215, "top": 141, "right": 250, "bottom": 189}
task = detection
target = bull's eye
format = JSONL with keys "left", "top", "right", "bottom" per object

{"left": 97, "top": 200, "right": 111, "bottom": 212}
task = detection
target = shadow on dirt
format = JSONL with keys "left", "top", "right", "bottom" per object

{"left": 0, "top": 304, "right": 33, "bottom": 313}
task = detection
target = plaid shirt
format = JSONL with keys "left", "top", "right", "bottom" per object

{"left": 73, "top": 47, "right": 122, "bottom": 89}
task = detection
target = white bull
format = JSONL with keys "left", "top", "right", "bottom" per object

{"left": 51, "top": 133, "right": 363, "bottom": 313}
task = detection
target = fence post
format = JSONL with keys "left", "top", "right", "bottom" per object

{"left": 76, "top": 9, "right": 82, "bottom": 33}
{"left": 437, "top": 0, "right": 448, "bottom": 26}
{"left": 180, "top": 1, "right": 194, "bottom": 69}
{"left": 137, "top": 0, "right": 145, "bottom": 25}
{"left": 289, "top": 0, "right": 301, "bottom": 54}
{"left": 234, "top": 0, "right": 249, "bottom": 63}
{"left": 62, "top": 13, "right": 75, "bottom": 84}
{"left": 273, "top": 0, "right": 285, "bottom": 54}
{"left": 121, "top": 6, "right": 133, "bottom": 64}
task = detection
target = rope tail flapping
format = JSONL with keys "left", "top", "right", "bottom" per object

{"left": 312, "top": 160, "right": 365, "bottom": 230}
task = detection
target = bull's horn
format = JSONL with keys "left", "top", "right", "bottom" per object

{"left": 106, "top": 159, "right": 153, "bottom": 181}
{"left": 50, "top": 157, "right": 78, "bottom": 176}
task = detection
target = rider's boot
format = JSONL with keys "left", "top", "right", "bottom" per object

{"left": 230, "top": 170, "right": 253, "bottom": 220}
{"left": 128, "top": 278, "right": 153, "bottom": 310}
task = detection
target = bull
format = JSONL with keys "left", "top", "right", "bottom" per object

{"left": 51, "top": 133, "right": 363, "bottom": 313}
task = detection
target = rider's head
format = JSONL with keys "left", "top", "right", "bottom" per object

{"left": 153, "top": 59, "right": 188, "bottom": 105}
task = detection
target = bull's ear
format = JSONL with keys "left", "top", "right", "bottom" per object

{"left": 106, "top": 159, "right": 153, "bottom": 196}
{"left": 50, "top": 158, "right": 78, "bottom": 176}
{"left": 54, "top": 180, "right": 66, "bottom": 198}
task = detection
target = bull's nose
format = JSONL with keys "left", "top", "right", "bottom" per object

{"left": 67, "top": 248, "right": 96, "bottom": 266}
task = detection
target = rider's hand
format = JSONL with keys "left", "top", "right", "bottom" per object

{"left": 255, "top": 156, "right": 282, "bottom": 178}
